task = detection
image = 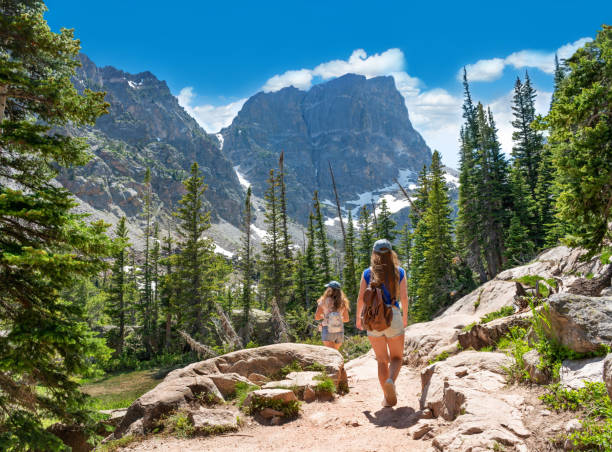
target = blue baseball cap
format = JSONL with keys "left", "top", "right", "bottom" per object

{"left": 373, "top": 239, "right": 392, "bottom": 253}
{"left": 325, "top": 280, "right": 341, "bottom": 289}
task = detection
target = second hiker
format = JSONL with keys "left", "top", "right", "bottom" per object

{"left": 315, "top": 281, "right": 350, "bottom": 350}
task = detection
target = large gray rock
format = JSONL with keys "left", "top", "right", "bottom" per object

{"left": 523, "top": 349, "right": 550, "bottom": 384}
{"left": 421, "top": 351, "right": 530, "bottom": 451}
{"left": 545, "top": 293, "right": 612, "bottom": 353}
{"left": 114, "top": 344, "right": 345, "bottom": 438}
{"left": 458, "top": 311, "right": 532, "bottom": 351}
{"left": 560, "top": 357, "right": 605, "bottom": 389}
{"left": 190, "top": 407, "right": 239, "bottom": 433}
{"left": 604, "top": 354, "right": 612, "bottom": 401}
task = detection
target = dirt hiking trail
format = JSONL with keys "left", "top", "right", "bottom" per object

{"left": 119, "top": 353, "right": 433, "bottom": 452}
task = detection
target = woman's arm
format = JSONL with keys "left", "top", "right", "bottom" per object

{"left": 399, "top": 276, "right": 409, "bottom": 328}
{"left": 342, "top": 305, "right": 350, "bottom": 322}
{"left": 355, "top": 275, "right": 366, "bottom": 330}
{"left": 314, "top": 301, "right": 324, "bottom": 321}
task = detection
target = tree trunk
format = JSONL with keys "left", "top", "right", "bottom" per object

{"left": 165, "top": 312, "right": 172, "bottom": 350}
{"left": 0, "top": 84, "right": 7, "bottom": 123}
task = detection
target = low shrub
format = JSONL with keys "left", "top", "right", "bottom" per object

{"left": 541, "top": 382, "right": 612, "bottom": 450}
{"left": 428, "top": 351, "right": 449, "bottom": 365}
{"left": 232, "top": 381, "right": 260, "bottom": 406}
{"left": 271, "top": 360, "right": 303, "bottom": 380}
{"left": 313, "top": 373, "right": 336, "bottom": 394}
{"left": 304, "top": 361, "right": 326, "bottom": 372}
{"left": 247, "top": 395, "right": 301, "bottom": 418}
{"left": 340, "top": 335, "right": 371, "bottom": 361}
{"left": 462, "top": 321, "right": 477, "bottom": 332}
{"left": 499, "top": 326, "right": 530, "bottom": 383}
{"left": 480, "top": 306, "right": 515, "bottom": 324}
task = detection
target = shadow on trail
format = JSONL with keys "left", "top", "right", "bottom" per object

{"left": 363, "top": 406, "right": 420, "bottom": 429}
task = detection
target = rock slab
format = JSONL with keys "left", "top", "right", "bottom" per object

{"left": 560, "top": 357, "right": 605, "bottom": 389}
{"left": 604, "top": 353, "right": 612, "bottom": 401}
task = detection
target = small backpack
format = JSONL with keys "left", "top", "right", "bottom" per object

{"left": 361, "top": 282, "right": 392, "bottom": 331}
{"left": 326, "top": 311, "right": 344, "bottom": 333}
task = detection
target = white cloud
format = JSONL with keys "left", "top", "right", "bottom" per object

{"left": 177, "top": 86, "right": 246, "bottom": 133}
{"left": 461, "top": 37, "right": 592, "bottom": 82}
{"left": 262, "top": 48, "right": 405, "bottom": 92}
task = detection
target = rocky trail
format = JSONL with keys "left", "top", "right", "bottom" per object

{"left": 119, "top": 354, "right": 430, "bottom": 452}
{"left": 102, "top": 246, "right": 612, "bottom": 452}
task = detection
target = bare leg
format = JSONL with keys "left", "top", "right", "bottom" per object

{"left": 368, "top": 336, "right": 390, "bottom": 387}
{"left": 323, "top": 341, "right": 341, "bottom": 350}
{"left": 387, "top": 334, "right": 405, "bottom": 382}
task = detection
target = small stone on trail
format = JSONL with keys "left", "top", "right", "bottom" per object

{"left": 565, "top": 419, "right": 582, "bottom": 433}
{"left": 259, "top": 408, "right": 284, "bottom": 419}
{"left": 540, "top": 409, "right": 551, "bottom": 416}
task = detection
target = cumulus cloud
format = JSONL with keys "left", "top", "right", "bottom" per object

{"left": 262, "top": 48, "right": 405, "bottom": 92}
{"left": 461, "top": 37, "right": 592, "bottom": 82}
{"left": 177, "top": 87, "right": 247, "bottom": 133}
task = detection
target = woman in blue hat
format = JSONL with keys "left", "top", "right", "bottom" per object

{"left": 356, "top": 239, "right": 408, "bottom": 407}
{"left": 314, "top": 280, "right": 350, "bottom": 350}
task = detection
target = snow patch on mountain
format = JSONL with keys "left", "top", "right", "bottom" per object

{"left": 233, "top": 166, "right": 251, "bottom": 189}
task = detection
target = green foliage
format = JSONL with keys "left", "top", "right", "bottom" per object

{"left": 342, "top": 211, "right": 359, "bottom": 308}
{"left": 166, "top": 411, "right": 195, "bottom": 437}
{"left": 0, "top": 2, "right": 115, "bottom": 448}
{"left": 462, "top": 322, "right": 476, "bottom": 332}
{"left": 542, "top": 382, "right": 612, "bottom": 451}
{"left": 247, "top": 396, "right": 301, "bottom": 418}
{"left": 479, "top": 306, "right": 515, "bottom": 324}
{"left": 96, "top": 435, "right": 139, "bottom": 452}
{"left": 499, "top": 327, "right": 531, "bottom": 382}
{"left": 537, "top": 26, "right": 612, "bottom": 257}
{"left": 357, "top": 205, "right": 374, "bottom": 271}
{"left": 304, "top": 362, "right": 326, "bottom": 372}
{"left": 340, "top": 335, "right": 371, "bottom": 361}
{"left": 376, "top": 198, "right": 397, "bottom": 242}
{"left": 313, "top": 373, "right": 336, "bottom": 394}
{"left": 428, "top": 351, "right": 450, "bottom": 365}
{"left": 233, "top": 382, "right": 260, "bottom": 407}
{"left": 272, "top": 360, "right": 303, "bottom": 380}
{"left": 312, "top": 191, "right": 331, "bottom": 283}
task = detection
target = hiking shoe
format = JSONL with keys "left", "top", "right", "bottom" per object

{"left": 381, "top": 397, "right": 393, "bottom": 408}
{"left": 383, "top": 378, "right": 397, "bottom": 406}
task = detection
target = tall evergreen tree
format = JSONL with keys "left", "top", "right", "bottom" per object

{"left": 174, "top": 162, "right": 215, "bottom": 338}
{"left": 408, "top": 164, "right": 431, "bottom": 312}
{"left": 261, "top": 169, "right": 285, "bottom": 308}
{"left": 539, "top": 26, "right": 612, "bottom": 256}
{"left": 240, "top": 187, "right": 253, "bottom": 342}
{"left": 511, "top": 72, "right": 544, "bottom": 199}
{"left": 140, "top": 168, "right": 154, "bottom": 357}
{"left": 551, "top": 53, "right": 566, "bottom": 107}
{"left": 150, "top": 222, "right": 161, "bottom": 349}
{"left": 415, "top": 152, "right": 454, "bottom": 320}
{"left": 312, "top": 191, "right": 331, "bottom": 282}
{"left": 357, "top": 205, "right": 374, "bottom": 271}
{"left": 342, "top": 210, "right": 358, "bottom": 304}
{"left": 376, "top": 198, "right": 397, "bottom": 242}
{"left": 0, "top": 2, "right": 113, "bottom": 447}
{"left": 160, "top": 232, "right": 175, "bottom": 350}
{"left": 278, "top": 153, "right": 292, "bottom": 260}
{"left": 302, "top": 213, "right": 320, "bottom": 307}
{"left": 456, "top": 73, "right": 487, "bottom": 283}
{"left": 397, "top": 224, "right": 412, "bottom": 269}
{"left": 106, "top": 217, "right": 130, "bottom": 354}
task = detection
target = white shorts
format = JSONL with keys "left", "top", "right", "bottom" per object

{"left": 367, "top": 307, "right": 404, "bottom": 338}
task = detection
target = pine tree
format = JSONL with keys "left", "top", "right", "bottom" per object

{"left": 106, "top": 217, "right": 130, "bottom": 354}
{"left": 511, "top": 72, "right": 544, "bottom": 199}
{"left": 408, "top": 165, "right": 430, "bottom": 312}
{"left": 505, "top": 167, "right": 536, "bottom": 266}
{"left": 0, "top": 3, "right": 113, "bottom": 447}
{"left": 150, "top": 222, "right": 161, "bottom": 349}
{"left": 357, "top": 205, "right": 374, "bottom": 272}
{"left": 342, "top": 210, "right": 358, "bottom": 304}
{"left": 278, "top": 153, "right": 292, "bottom": 260}
{"left": 160, "top": 232, "right": 175, "bottom": 350}
{"left": 140, "top": 168, "right": 154, "bottom": 357}
{"left": 397, "top": 224, "right": 412, "bottom": 269}
{"left": 174, "top": 162, "right": 216, "bottom": 338}
{"left": 240, "top": 187, "right": 253, "bottom": 342}
{"left": 376, "top": 198, "right": 397, "bottom": 242}
{"left": 456, "top": 72, "right": 487, "bottom": 283}
{"left": 303, "top": 213, "right": 320, "bottom": 308}
{"left": 261, "top": 169, "right": 285, "bottom": 308}
{"left": 551, "top": 53, "right": 566, "bottom": 107}
{"left": 504, "top": 214, "right": 535, "bottom": 266}
{"left": 416, "top": 152, "right": 454, "bottom": 319}
{"left": 312, "top": 191, "right": 331, "bottom": 282}
{"left": 539, "top": 26, "right": 612, "bottom": 256}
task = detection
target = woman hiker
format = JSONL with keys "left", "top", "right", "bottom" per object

{"left": 356, "top": 239, "right": 408, "bottom": 407}
{"left": 314, "top": 281, "right": 350, "bottom": 350}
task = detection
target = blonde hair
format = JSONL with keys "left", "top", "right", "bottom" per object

{"left": 317, "top": 287, "right": 351, "bottom": 312}
{"left": 370, "top": 249, "right": 400, "bottom": 300}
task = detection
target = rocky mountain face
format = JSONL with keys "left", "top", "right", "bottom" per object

{"left": 221, "top": 73, "right": 432, "bottom": 222}
{"left": 60, "top": 54, "right": 243, "bottom": 228}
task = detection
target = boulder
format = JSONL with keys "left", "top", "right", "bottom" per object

{"left": 560, "top": 357, "right": 605, "bottom": 389}
{"left": 545, "top": 294, "right": 612, "bottom": 353}
{"left": 458, "top": 311, "right": 532, "bottom": 351}
{"left": 115, "top": 344, "right": 344, "bottom": 438}
{"left": 248, "top": 372, "right": 269, "bottom": 385}
{"left": 523, "top": 349, "right": 550, "bottom": 384}
{"left": 99, "top": 408, "right": 127, "bottom": 427}
{"left": 190, "top": 407, "right": 239, "bottom": 433}
{"left": 421, "top": 351, "right": 530, "bottom": 451}
{"left": 604, "top": 353, "right": 612, "bottom": 401}
{"left": 244, "top": 388, "right": 298, "bottom": 407}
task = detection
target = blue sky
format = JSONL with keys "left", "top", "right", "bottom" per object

{"left": 46, "top": 0, "right": 610, "bottom": 167}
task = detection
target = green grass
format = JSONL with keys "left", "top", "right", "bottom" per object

{"left": 462, "top": 321, "right": 477, "bottom": 332}
{"left": 313, "top": 373, "right": 336, "bottom": 394}
{"left": 428, "top": 351, "right": 449, "bottom": 365}
{"left": 514, "top": 275, "right": 557, "bottom": 298}
{"left": 82, "top": 368, "right": 160, "bottom": 410}
{"left": 541, "top": 382, "right": 612, "bottom": 450}
{"left": 479, "top": 306, "right": 515, "bottom": 324}
{"left": 247, "top": 395, "right": 301, "bottom": 418}
{"left": 96, "top": 434, "right": 139, "bottom": 452}
{"left": 271, "top": 360, "right": 303, "bottom": 380}
{"left": 304, "top": 362, "right": 326, "bottom": 372}
{"left": 232, "top": 381, "right": 260, "bottom": 407}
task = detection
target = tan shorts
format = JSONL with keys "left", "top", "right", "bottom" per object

{"left": 367, "top": 307, "right": 405, "bottom": 338}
